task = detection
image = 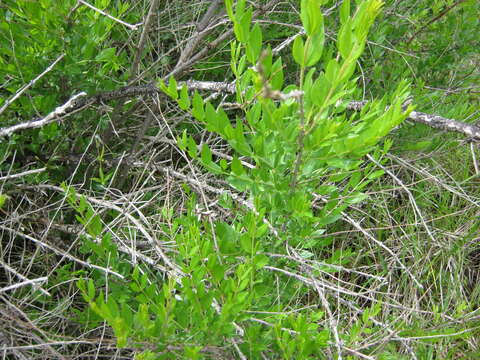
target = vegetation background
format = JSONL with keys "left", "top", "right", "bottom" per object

{"left": 0, "top": 0, "right": 479, "bottom": 359}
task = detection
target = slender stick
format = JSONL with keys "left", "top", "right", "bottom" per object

{"left": 406, "top": 0, "right": 467, "bottom": 45}
{"left": 0, "top": 92, "right": 87, "bottom": 137}
{"left": 78, "top": 0, "right": 142, "bottom": 30}
{"left": 0, "top": 167, "right": 46, "bottom": 181}
{"left": 0, "top": 54, "right": 65, "bottom": 116}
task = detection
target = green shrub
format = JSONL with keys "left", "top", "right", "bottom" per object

{"left": 71, "top": 1, "right": 413, "bottom": 358}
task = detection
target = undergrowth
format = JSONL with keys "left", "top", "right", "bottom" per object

{"left": 0, "top": 0, "right": 479, "bottom": 359}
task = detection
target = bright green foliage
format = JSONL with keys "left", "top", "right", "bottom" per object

{"left": 0, "top": 0, "right": 135, "bottom": 180}
{"left": 75, "top": 0, "right": 414, "bottom": 357}
{"left": 161, "top": 0, "right": 411, "bottom": 247}
{"left": 0, "top": 193, "right": 7, "bottom": 209}
{"left": 77, "top": 4, "right": 415, "bottom": 352}
{"left": 71, "top": 187, "right": 330, "bottom": 358}
{"left": 3, "top": 0, "right": 477, "bottom": 358}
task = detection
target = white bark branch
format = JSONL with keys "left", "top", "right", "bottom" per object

{"left": 0, "top": 54, "right": 65, "bottom": 116}
{"left": 0, "top": 92, "right": 87, "bottom": 137}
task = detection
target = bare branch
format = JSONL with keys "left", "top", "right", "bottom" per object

{"left": 347, "top": 101, "right": 480, "bottom": 141}
{"left": 129, "top": 0, "right": 160, "bottom": 79}
{"left": 0, "top": 92, "right": 87, "bottom": 137}
{"left": 0, "top": 225, "right": 125, "bottom": 279}
{"left": 0, "top": 259, "right": 50, "bottom": 296}
{"left": 3, "top": 81, "right": 478, "bottom": 143}
{"left": 0, "top": 54, "right": 65, "bottom": 116}
{"left": 0, "top": 168, "right": 46, "bottom": 181}
{"left": 408, "top": 110, "right": 480, "bottom": 140}
{"left": 175, "top": 0, "right": 224, "bottom": 67}
{"left": 78, "top": 0, "right": 142, "bottom": 30}
{"left": 167, "top": 0, "right": 283, "bottom": 79}
{"left": 0, "top": 277, "right": 48, "bottom": 294}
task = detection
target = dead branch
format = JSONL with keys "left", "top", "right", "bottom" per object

{"left": 0, "top": 54, "right": 65, "bottom": 116}
{"left": 78, "top": 0, "right": 142, "bottom": 30}
{"left": 2, "top": 81, "right": 478, "bottom": 143}
{"left": 166, "top": 0, "right": 283, "bottom": 79}
{"left": 0, "top": 167, "right": 46, "bottom": 181}
{"left": 175, "top": 0, "right": 224, "bottom": 68}
{"left": 348, "top": 101, "right": 480, "bottom": 141}
{"left": 0, "top": 92, "right": 87, "bottom": 137}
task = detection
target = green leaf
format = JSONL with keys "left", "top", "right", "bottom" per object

{"left": 178, "top": 84, "right": 190, "bottom": 110}
{"left": 240, "top": 234, "right": 253, "bottom": 253}
{"left": 158, "top": 77, "right": 178, "bottom": 99}
{"left": 367, "top": 169, "right": 385, "bottom": 180}
{"left": 254, "top": 254, "right": 269, "bottom": 269}
{"left": 225, "top": 0, "right": 234, "bottom": 20}
{"left": 304, "top": 30, "right": 325, "bottom": 67}
{"left": 201, "top": 143, "right": 212, "bottom": 165}
{"left": 87, "top": 215, "right": 102, "bottom": 237}
{"left": 84, "top": 279, "right": 94, "bottom": 301}
{"left": 0, "top": 194, "right": 8, "bottom": 209}
{"left": 231, "top": 156, "right": 244, "bottom": 175}
{"left": 301, "top": 0, "right": 322, "bottom": 36}
{"left": 325, "top": 59, "right": 339, "bottom": 83}
{"left": 78, "top": 196, "right": 87, "bottom": 214}
{"left": 246, "top": 102, "right": 262, "bottom": 126}
{"left": 187, "top": 136, "right": 198, "bottom": 158}
{"left": 234, "top": 7, "right": 252, "bottom": 44}
{"left": 121, "top": 304, "right": 133, "bottom": 330}
{"left": 106, "top": 297, "right": 119, "bottom": 318}
{"left": 167, "top": 76, "right": 178, "bottom": 100}
{"left": 211, "top": 263, "right": 226, "bottom": 282}
{"left": 246, "top": 23, "right": 262, "bottom": 63}
{"left": 236, "top": 0, "right": 246, "bottom": 18}
{"left": 95, "top": 47, "right": 115, "bottom": 62}
{"left": 292, "top": 36, "right": 304, "bottom": 66}
{"left": 318, "top": 214, "right": 342, "bottom": 226}
{"left": 345, "top": 192, "right": 368, "bottom": 205}
{"left": 216, "top": 222, "right": 239, "bottom": 253}
{"left": 113, "top": 318, "right": 128, "bottom": 348}
{"left": 338, "top": 18, "right": 353, "bottom": 59}
{"left": 205, "top": 102, "right": 218, "bottom": 132}
{"left": 311, "top": 72, "right": 331, "bottom": 107}
{"left": 271, "top": 58, "right": 284, "bottom": 90}
{"left": 192, "top": 91, "right": 205, "bottom": 121}
{"left": 340, "top": 0, "right": 350, "bottom": 25}
{"left": 177, "top": 129, "right": 188, "bottom": 151}
{"left": 346, "top": 171, "right": 362, "bottom": 190}
{"left": 220, "top": 158, "right": 228, "bottom": 170}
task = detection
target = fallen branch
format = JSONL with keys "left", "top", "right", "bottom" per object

{"left": 0, "top": 92, "right": 87, "bottom": 137}
{"left": 2, "top": 81, "right": 478, "bottom": 142}
{"left": 407, "top": 110, "right": 480, "bottom": 140}
{"left": 0, "top": 167, "right": 46, "bottom": 181}
{"left": 348, "top": 100, "right": 480, "bottom": 140}
{"left": 0, "top": 54, "right": 65, "bottom": 116}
